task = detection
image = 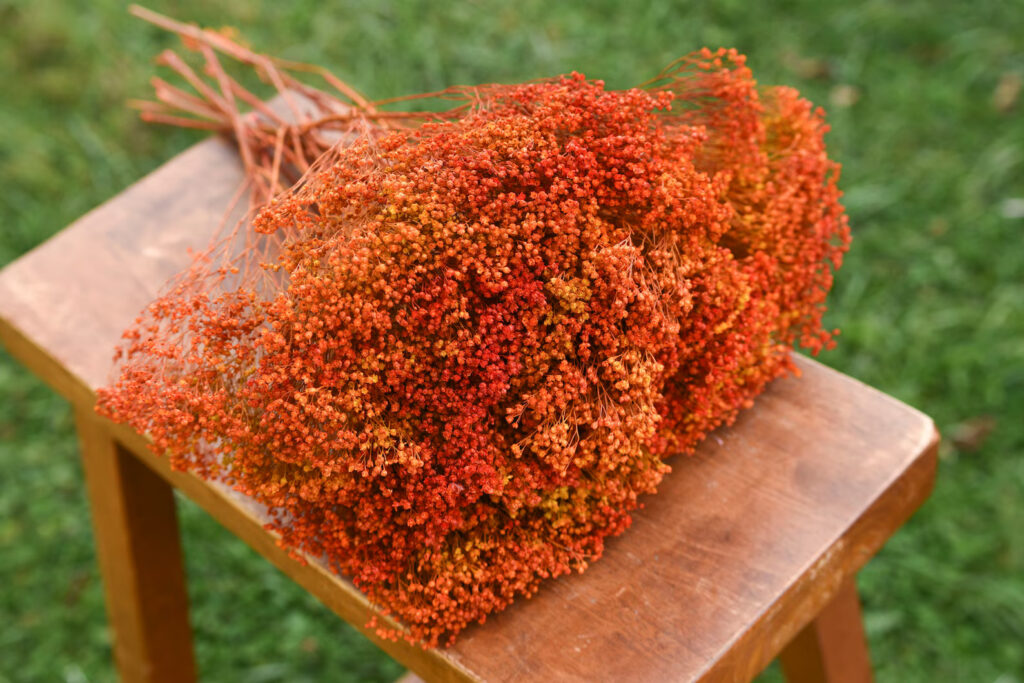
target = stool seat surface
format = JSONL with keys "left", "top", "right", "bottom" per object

{"left": 0, "top": 138, "right": 938, "bottom": 682}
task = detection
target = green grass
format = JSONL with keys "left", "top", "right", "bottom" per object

{"left": 1, "top": 0, "right": 1022, "bottom": 680}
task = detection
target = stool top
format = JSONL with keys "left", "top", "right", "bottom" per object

{"left": 0, "top": 137, "right": 938, "bottom": 682}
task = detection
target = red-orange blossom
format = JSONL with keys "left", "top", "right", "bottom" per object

{"left": 98, "top": 47, "right": 849, "bottom": 646}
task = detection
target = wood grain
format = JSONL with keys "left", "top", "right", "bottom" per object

{"left": 0, "top": 137, "right": 938, "bottom": 682}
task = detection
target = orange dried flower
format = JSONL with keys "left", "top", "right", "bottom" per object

{"left": 98, "top": 14, "right": 849, "bottom": 647}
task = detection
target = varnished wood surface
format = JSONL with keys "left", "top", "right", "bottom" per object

{"left": 0, "top": 137, "right": 938, "bottom": 682}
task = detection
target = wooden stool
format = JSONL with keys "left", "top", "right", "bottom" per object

{"left": 0, "top": 137, "right": 938, "bottom": 683}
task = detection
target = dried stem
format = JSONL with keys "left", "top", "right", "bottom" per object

{"left": 128, "top": 4, "right": 498, "bottom": 213}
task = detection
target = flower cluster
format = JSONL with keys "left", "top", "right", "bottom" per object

{"left": 97, "top": 48, "right": 848, "bottom": 646}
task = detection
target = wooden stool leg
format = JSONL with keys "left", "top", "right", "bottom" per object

{"left": 779, "top": 579, "right": 873, "bottom": 683}
{"left": 74, "top": 409, "right": 197, "bottom": 683}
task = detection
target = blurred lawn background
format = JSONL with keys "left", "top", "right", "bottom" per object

{"left": 1, "top": 0, "right": 1022, "bottom": 681}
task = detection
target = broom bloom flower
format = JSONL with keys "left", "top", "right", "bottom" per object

{"left": 98, "top": 14, "right": 849, "bottom": 647}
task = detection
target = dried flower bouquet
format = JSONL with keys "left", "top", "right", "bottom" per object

{"left": 98, "top": 7, "right": 849, "bottom": 646}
